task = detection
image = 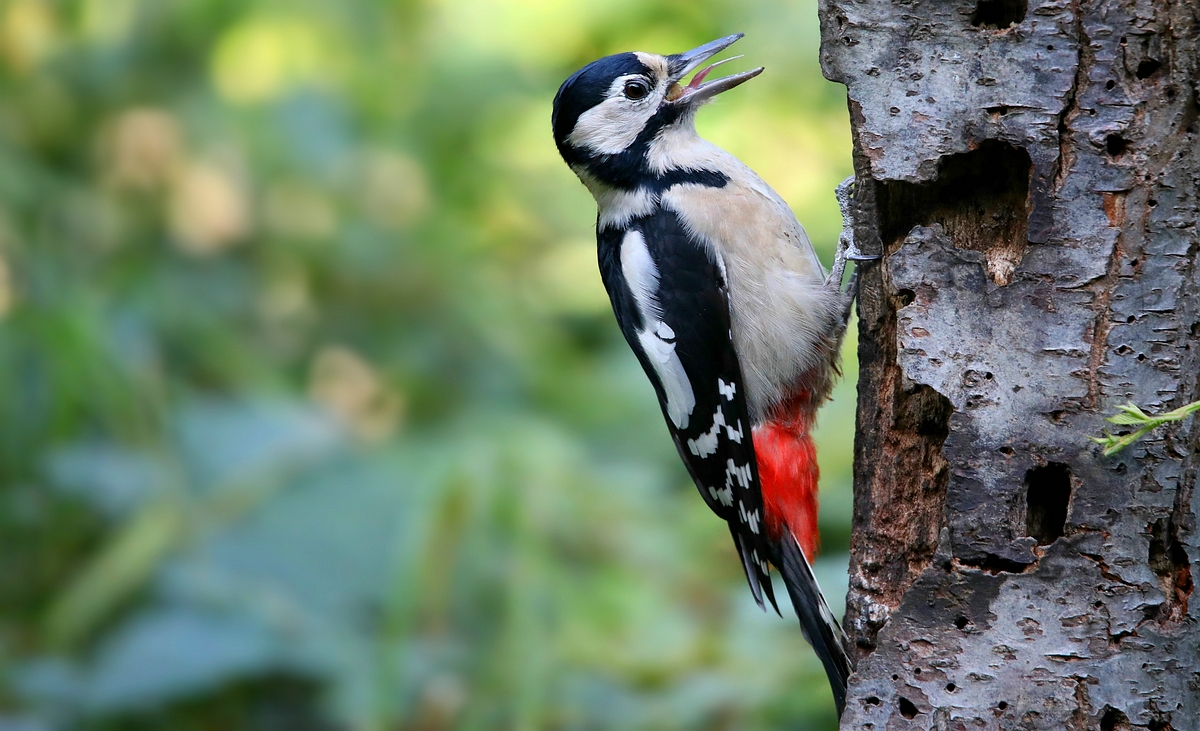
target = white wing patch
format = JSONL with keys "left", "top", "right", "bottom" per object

{"left": 621, "top": 230, "right": 661, "bottom": 319}
{"left": 622, "top": 230, "right": 695, "bottom": 429}
{"left": 718, "top": 378, "right": 736, "bottom": 401}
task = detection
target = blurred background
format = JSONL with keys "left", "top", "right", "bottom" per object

{"left": 0, "top": 0, "right": 855, "bottom": 728}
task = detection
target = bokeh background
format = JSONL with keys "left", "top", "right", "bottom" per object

{"left": 0, "top": 0, "right": 856, "bottom": 728}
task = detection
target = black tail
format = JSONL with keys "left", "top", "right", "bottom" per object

{"left": 778, "top": 530, "right": 853, "bottom": 715}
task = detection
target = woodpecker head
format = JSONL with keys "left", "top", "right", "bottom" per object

{"left": 552, "top": 34, "right": 763, "bottom": 190}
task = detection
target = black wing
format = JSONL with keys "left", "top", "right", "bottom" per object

{"left": 596, "top": 207, "right": 777, "bottom": 611}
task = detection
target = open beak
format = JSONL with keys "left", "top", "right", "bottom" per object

{"left": 666, "top": 33, "right": 764, "bottom": 105}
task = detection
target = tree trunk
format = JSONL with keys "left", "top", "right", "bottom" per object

{"left": 817, "top": 0, "right": 1199, "bottom": 727}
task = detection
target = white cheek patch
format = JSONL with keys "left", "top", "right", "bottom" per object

{"left": 566, "top": 73, "right": 665, "bottom": 155}
{"left": 621, "top": 230, "right": 695, "bottom": 429}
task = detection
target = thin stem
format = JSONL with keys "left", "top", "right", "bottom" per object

{"left": 1091, "top": 399, "right": 1200, "bottom": 456}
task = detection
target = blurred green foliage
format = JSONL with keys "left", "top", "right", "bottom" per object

{"left": 0, "top": 0, "right": 854, "bottom": 728}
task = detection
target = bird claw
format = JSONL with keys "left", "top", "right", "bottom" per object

{"left": 826, "top": 176, "right": 876, "bottom": 293}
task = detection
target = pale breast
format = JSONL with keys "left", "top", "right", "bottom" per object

{"left": 661, "top": 163, "right": 842, "bottom": 422}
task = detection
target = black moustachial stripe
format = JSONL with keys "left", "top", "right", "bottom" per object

{"left": 552, "top": 54, "right": 729, "bottom": 192}
{"left": 557, "top": 105, "right": 722, "bottom": 191}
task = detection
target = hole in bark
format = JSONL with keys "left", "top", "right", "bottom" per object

{"left": 1149, "top": 199, "right": 1158, "bottom": 207}
{"left": 896, "top": 288, "right": 916, "bottom": 306}
{"left": 999, "top": 446, "right": 1014, "bottom": 456}
{"left": 1136, "top": 58, "right": 1163, "bottom": 79}
{"left": 1048, "top": 409, "right": 1067, "bottom": 423}
{"left": 970, "top": 0, "right": 1026, "bottom": 28}
{"left": 954, "top": 614, "right": 970, "bottom": 629}
{"left": 914, "top": 667, "right": 922, "bottom": 675}
{"left": 1106, "top": 134, "right": 1128, "bottom": 157}
{"left": 898, "top": 697, "right": 919, "bottom": 719}
{"left": 986, "top": 105, "right": 1010, "bottom": 117}
{"left": 965, "top": 553, "right": 1033, "bottom": 574}
{"left": 865, "top": 696, "right": 882, "bottom": 706}
{"left": 946, "top": 682, "right": 957, "bottom": 692}
{"left": 997, "top": 701, "right": 1008, "bottom": 710}
{"left": 876, "top": 140, "right": 1031, "bottom": 286}
{"left": 1106, "top": 79, "right": 1117, "bottom": 90}
{"left": 1101, "top": 707, "right": 1132, "bottom": 731}
{"left": 1026, "top": 462, "right": 1071, "bottom": 545}
{"left": 1148, "top": 517, "right": 1193, "bottom": 622}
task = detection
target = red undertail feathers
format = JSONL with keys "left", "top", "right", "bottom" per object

{"left": 753, "top": 405, "right": 819, "bottom": 561}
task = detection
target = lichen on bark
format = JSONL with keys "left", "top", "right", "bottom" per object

{"left": 818, "top": 0, "right": 1200, "bottom": 726}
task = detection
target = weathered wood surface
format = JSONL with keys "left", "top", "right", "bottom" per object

{"left": 818, "top": 0, "right": 1199, "bottom": 727}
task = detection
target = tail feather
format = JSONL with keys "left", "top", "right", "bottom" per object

{"left": 731, "top": 526, "right": 781, "bottom": 615}
{"left": 779, "top": 529, "right": 852, "bottom": 715}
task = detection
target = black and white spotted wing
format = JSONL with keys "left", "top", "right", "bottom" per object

{"left": 597, "top": 206, "right": 777, "bottom": 611}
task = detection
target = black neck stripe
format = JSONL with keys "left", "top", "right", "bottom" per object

{"left": 644, "top": 168, "right": 728, "bottom": 193}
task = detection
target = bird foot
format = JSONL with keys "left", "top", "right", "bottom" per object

{"left": 826, "top": 176, "right": 879, "bottom": 294}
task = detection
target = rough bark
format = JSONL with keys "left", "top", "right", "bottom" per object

{"left": 818, "top": 0, "right": 1199, "bottom": 727}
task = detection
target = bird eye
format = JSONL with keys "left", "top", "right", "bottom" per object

{"left": 623, "top": 79, "right": 651, "bottom": 100}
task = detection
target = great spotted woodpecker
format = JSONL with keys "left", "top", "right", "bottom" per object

{"left": 552, "top": 34, "right": 866, "bottom": 713}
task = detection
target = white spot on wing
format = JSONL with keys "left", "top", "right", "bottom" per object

{"left": 686, "top": 406, "right": 725, "bottom": 458}
{"left": 726, "top": 459, "right": 752, "bottom": 490}
{"left": 725, "top": 418, "right": 743, "bottom": 444}
{"left": 708, "top": 484, "right": 733, "bottom": 507}
{"left": 718, "top": 378, "right": 736, "bottom": 401}
{"left": 622, "top": 230, "right": 695, "bottom": 429}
